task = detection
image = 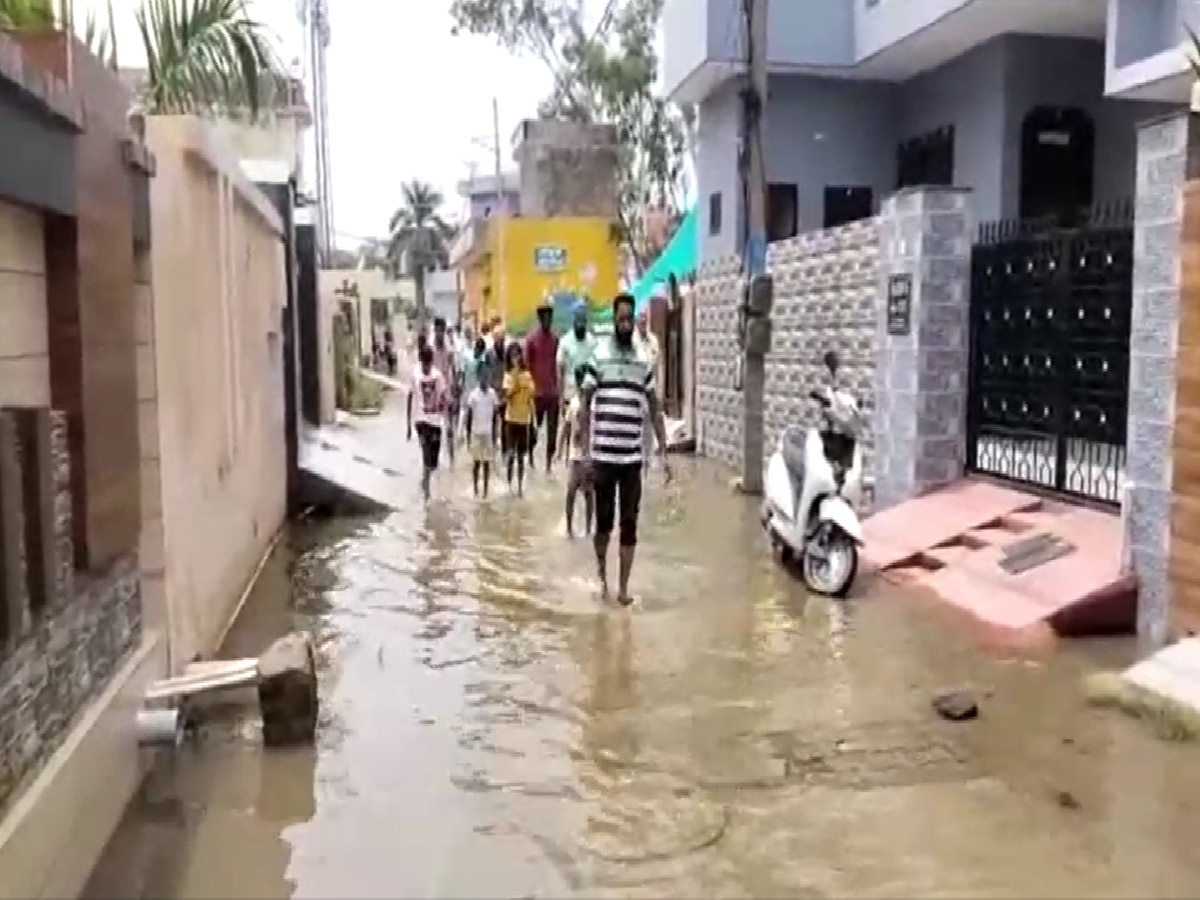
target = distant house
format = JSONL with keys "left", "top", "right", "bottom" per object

{"left": 426, "top": 269, "right": 461, "bottom": 324}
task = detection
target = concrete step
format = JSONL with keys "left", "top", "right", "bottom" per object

{"left": 864, "top": 478, "right": 1136, "bottom": 639}
{"left": 1124, "top": 638, "right": 1200, "bottom": 713}
{"left": 298, "top": 426, "right": 404, "bottom": 511}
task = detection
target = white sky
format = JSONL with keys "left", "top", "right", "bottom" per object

{"left": 92, "top": 0, "right": 571, "bottom": 246}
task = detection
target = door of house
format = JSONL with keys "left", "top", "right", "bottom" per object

{"left": 662, "top": 290, "right": 686, "bottom": 417}
{"left": 1019, "top": 106, "right": 1095, "bottom": 225}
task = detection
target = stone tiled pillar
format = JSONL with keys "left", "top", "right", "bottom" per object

{"left": 872, "top": 187, "right": 974, "bottom": 510}
{"left": 1126, "top": 111, "right": 1199, "bottom": 644}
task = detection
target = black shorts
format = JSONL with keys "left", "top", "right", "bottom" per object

{"left": 415, "top": 422, "right": 442, "bottom": 470}
{"left": 592, "top": 461, "right": 643, "bottom": 546}
{"left": 504, "top": 421, "right": 530, "bottom": 454}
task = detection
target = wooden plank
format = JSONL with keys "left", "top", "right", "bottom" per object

{"left": 1171, "top": 492, "right": 1200, "bottom": 546}
{"left": 144, "top": 657, "right": 259, "bottom": 702}
{"left": 1169, "top": 541, "right": 1200, "bottom": 588}
{"left": 1172, "top": 181, "right": 1200, "bottom": 631}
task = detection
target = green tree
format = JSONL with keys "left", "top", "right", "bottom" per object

{"left": 387, "top": 180, "right": 454, "bottom": 319}
{"left": 449, "top": 0, "right": 695, "bottom": 274}
{"left": 1, "top": 0, "right": 282, "bottom": 117}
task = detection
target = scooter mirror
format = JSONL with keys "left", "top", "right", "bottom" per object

{"left": 823, "top": 350, "right": 839, "bottom": 375}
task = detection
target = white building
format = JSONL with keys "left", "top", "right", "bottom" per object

{"left": 426, "top": 269, "right": 462, "bottom": 324}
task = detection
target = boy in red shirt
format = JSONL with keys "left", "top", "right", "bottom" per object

{"left": 523, "top": 302, "right": 560, "bottom": 473}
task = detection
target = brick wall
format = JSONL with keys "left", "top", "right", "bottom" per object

{"left": 695, "top": 220, "right": 881, "bottom": 485}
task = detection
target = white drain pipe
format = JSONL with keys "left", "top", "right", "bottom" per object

{"left": 136, "top": 707, "right": 184, "bottom": 747}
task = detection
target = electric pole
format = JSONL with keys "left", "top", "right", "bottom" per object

{"left": 737, "top": 0, "right": 773, "bottom": 494}
{"left": 492, "top": 97, "right": 508, "bottom": 325}
{"left": 743, "top": 0, "right": 768, "bottom": 276}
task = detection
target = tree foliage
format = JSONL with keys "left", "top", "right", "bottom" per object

{"left": 449, "top": 0, "right": 695, "bottom": 274}
{"left": 387, "top": 180, "right": 455, "bottom": 317}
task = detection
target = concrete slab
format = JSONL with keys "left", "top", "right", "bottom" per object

{"left": 361, "top": 370, "right": 405, "bottom": 392}
{"left": 298, "top": 426, "right": 406, "bottom": 511}
{"left": 1124, "top": 638, "right": 1200, "bottom": 714}
{"left": 863, "top": 478, "right": 1137, "bottom": 639}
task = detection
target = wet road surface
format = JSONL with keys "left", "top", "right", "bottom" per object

{"left": 87, "top": 406, "right": 1200, "bottom": 899}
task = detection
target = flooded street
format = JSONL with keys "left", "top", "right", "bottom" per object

{"left": 88, "top": 406, "right": 1200, "bottom": 899}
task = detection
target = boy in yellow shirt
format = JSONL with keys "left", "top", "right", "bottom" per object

{"left": 502, "top": 344, "right": 535, "bottom": 495}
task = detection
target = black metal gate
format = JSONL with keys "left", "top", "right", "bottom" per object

{"left": 966, "top": 206, "right": 1133, "bottom": 506}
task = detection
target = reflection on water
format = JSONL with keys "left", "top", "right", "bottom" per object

{"left": 87, "top": 413, "right": 1200, "bottom": 899}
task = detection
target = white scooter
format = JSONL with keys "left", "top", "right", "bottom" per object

{"left": 761, "top": 350, "right": 865, "bottom": 597}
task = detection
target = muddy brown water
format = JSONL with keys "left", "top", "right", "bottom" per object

{"left": 86, "top": 412, "right": 1200, "bottom": 899}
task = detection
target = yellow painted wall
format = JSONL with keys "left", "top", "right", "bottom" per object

{"left": 472, "top": 217, "right": 619, "bottom": 334}
{"left": 461, "top": 265, "right": 487, "bottom": 325}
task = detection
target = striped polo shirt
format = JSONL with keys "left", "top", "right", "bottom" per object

{"left": 583, "top": 337, "right": 655, "bottom": 465}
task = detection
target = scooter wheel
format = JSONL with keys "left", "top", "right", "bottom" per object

{"left": 802, "top": 531, "right": 858, "bottom": 598}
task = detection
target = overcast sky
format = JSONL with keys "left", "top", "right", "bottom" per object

{"left": 97, "top": 0, "right": 568, "bottom": 246}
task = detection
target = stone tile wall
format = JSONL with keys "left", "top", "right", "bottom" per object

{"left": 694, "top": 255, "right": 744, "bottom": 472}
{"left": 694, "top": 220, "right": 882, "bottom": 485}
{"left": 0, "top": 408, "right": 141, "bottom": 812}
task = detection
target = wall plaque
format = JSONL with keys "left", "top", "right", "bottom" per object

{"left": 886, "top": 273, "right": 913, "bottom": 336}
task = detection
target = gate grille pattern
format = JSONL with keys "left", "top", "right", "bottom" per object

{"left": 967, "top": 207, "right": 1132, "bottom": 505}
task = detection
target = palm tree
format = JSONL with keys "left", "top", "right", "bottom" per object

{"left": 0, "top": 0, "right": 282, "bottom": 117}
{"left": 134, "top": 0, "right": 282, "bottom": 117}
{"left": 387, "top": 180, "right": 453, "bottom": 320}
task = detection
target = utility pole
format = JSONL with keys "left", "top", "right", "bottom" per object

{"left": 492, "top": 97, "right": 508, "bottom": 325}
{"left": 737, "top": 0, "right": 773, "bottom": 494}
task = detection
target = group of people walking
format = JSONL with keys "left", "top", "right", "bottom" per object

{"left": 405, "top": 293, "right": 671, "bottom": 604}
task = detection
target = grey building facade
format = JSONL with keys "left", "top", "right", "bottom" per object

{"left": 664, "top": 0, "right": 1198, "bottom": 262}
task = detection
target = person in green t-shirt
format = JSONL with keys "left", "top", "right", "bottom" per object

{"left": 557, "top": 304, "right": 597, "bottom": 404}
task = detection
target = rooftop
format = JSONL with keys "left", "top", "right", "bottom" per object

{"left": 456, "top": 171, "right": 520, "bottom": 198}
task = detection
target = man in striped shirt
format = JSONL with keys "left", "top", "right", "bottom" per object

{"left": 580, "top": 293, "right": 672, "bottom": 605}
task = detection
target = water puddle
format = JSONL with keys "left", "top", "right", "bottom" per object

{"left": 86, "top": 406, "right": 1200, "bottom": 899}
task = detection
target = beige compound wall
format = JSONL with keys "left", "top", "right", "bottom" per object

{"left": 143, "top": 116, "right": 289, "bottom": 671}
